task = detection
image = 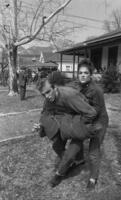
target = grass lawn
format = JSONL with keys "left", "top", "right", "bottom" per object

{"left": 0, "top": 87, "right": 121, "bottom": 199}
{"left": 0, "top": 87, "right": 42, "bottom": 114}
{"left": 0, "top": 86, "right": 43, "bottom": 141}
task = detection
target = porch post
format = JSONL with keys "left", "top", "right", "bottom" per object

{"left": 60, "top": 53, "right": 63, "bottom": 72}
{"left": 77, "top": 55, "right": 80, "bottom": 77}
{"left": 73, "top": 53, "right": 75, "bottom": 79}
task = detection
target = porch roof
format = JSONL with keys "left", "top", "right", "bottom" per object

{"left": 58, "top": 29, "right": 121, "bottom": 55}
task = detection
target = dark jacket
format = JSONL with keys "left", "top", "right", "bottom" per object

{"left": 40, "top": 86, "right": 97, "bottom": 140}
{"left": 78, "top": 80, "right": 109, "bottom": 127}
{"left": 66, "top": 79, "right": 109, "bottom": 143}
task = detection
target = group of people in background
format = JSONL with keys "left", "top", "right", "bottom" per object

{"left": 33, "top": 58, "right": 109, "bottom": 190}
{"left": 18, "top": 65, "right": 57, "bottom": 100}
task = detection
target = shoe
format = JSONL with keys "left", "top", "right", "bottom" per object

{"left": 49, "top": 174, "right": 63, "bottom": 188}
{"left": 86, "top": 178, "right": 97, "bottom": 190}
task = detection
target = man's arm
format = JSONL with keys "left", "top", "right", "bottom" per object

{"left": 65, "top": 91, "right": 97, "bottom": 121}
{"left": 32, "top": 99, "right": 46, "bottom": 137}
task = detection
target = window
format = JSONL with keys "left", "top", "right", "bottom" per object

{"left": 66, "top": 66, "right": 70, "bottom": 71}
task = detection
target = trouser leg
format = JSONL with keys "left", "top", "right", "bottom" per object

{"left": 20, "top": 86, "right": 25, "bottom": 100}
{"left": 88, "top": 136, "right": 101, "bottom": 180}
{"left": 57, "top": 139, "right": 82, "bottom": 175}
{"left": 52, "top": 132, "right": 66, "bottom": 159}
{"left": 23, "top": 86, "right": 26, "bottom": 99}
{"left": 74, "top": 140, "right": 84, "bottom": 161}
{"left": 88, "top": 128, "right": 106, "bottom": 181}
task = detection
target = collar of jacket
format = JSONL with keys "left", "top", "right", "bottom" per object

{"left": 79, "top": 79, "right": 92, "bottom": 92}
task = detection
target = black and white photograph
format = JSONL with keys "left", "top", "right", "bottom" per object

{"left": 0, "top": 0, "right": 121, "bottom": 199}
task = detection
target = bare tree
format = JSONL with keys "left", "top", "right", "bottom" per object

{"left": 104, "top": 8, "right": 121, "bottom": 32}
{"left": 0, "top": 0, "right": 72, "bottom": 96}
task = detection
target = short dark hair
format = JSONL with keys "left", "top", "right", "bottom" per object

{"left": 47, "top": 71, "right": 69, "bottom": 86}
{"left": 36, "top": 71, "right": 71, "bottom": 92}
{"left": 78, "top": 58, "right": 95, "bottom": 75}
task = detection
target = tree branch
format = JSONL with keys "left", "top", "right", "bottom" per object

{"left": 14, "top": 0, "right": 72, "bottom": 46}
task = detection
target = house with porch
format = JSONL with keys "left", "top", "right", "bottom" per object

{"left": 58, "top": 29, "right": 121, "bottom": 77}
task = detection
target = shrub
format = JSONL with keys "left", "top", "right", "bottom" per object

{"left": 101, "top": 65, "right": 121, "bottom": 93}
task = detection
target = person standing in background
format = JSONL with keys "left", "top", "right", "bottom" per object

{"left": 18, "top": 66, "right": 28, "bottom": 100}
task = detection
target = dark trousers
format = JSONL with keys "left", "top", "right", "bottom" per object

{"left": 57, "top": 139, "right": 84, "bottom": 175}
{"left": 78, "top": 127, "right": 107, "bottom": 180}
{"left": 52, "top": 132, "right": 84, "bottom": 175}
{"left": 20, "top": 86, "right": 26, "bottom": 100}
{"left": 52, "top": 132, "right": 66, "bottom": 159}
{"left": 52, "top": 127, "right": 107, "bottom": 179}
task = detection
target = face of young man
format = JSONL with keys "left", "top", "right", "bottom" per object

{"left": 41, "top": 80, "right": 56, "bottom": 102}
{"left": 78, "top": 65, "right": 91, "bottom": 84}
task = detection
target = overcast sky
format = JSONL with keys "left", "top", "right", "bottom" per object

{"left": 64, "top": 0, "right": 121, "bottom": 42}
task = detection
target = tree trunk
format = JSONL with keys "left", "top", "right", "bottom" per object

{"left": 8, "top": 45, "right": 18, "bottom": 96}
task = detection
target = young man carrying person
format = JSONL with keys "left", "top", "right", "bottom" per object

{"left": 33, "top": 71, "right": 105, "bottom": 189}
